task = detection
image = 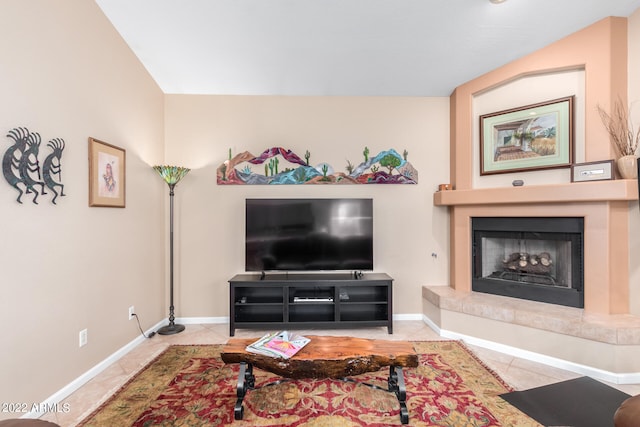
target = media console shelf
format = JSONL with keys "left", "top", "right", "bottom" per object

{"left": 229, "top": 273, "right": 393, "bottom": 336}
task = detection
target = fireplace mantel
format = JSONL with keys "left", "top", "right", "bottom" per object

{"left": 434, "top": 180, "right": 638, "bottom": 207}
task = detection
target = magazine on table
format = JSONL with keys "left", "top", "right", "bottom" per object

{"left": 245, "top": 330, "right": 311, "bottom": 359}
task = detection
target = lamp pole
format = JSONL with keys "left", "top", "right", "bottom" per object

{"left": 158, "top": 183, "right": 185, "bottom": 335}
{"left": 153, "top": 165, "right": 190, "bottom": 335}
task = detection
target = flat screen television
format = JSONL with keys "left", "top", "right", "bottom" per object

{"left": 245, "top": 198, "right": 373, "bottom": 272}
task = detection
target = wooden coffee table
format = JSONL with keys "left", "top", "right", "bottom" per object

{"left": 221, "top": 335, "right": 418, "bottom": 424}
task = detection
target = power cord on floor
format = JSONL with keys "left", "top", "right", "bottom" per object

{"left": 132, "top": 313, "right": 156, "bottom": 339}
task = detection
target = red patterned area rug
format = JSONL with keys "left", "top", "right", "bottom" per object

{"left": 78, "top": 341, "right": 541, "bottom": 426}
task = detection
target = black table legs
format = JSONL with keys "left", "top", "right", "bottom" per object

{"left": 388, "top": 366, "right": 409, "bottom": 424}
{"left": 232, "top": 362, "right": 410, "bottom": 425}
{"left": 234, "top": 362, "right": 255, "bottom": 420}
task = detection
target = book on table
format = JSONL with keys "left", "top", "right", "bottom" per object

{"left": 245, "top": 331, "right": 311, "bottom": 359}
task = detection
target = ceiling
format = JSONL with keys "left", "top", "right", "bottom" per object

{"left": 95, "top": 0, "right": 640, "bottom": 97}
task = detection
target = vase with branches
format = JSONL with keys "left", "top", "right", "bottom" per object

{"left": 597, "top": 98, "right": 639, "bottom": 178}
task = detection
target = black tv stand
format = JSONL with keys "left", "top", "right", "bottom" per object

{"left": 228, "top": 272, "right": 393, "bottom": 336}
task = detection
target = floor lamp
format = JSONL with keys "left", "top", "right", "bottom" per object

{"left": 153, "top": 165, "right": 190, "bottom": 335}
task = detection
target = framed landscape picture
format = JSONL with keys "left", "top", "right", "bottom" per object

{"left": 480, "top": 96, "right": 574, "bottom": 175}
{"left": 88, "top": 137, "right": 126, "bottom": 207}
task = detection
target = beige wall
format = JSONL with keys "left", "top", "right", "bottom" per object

{"left": 0, "top": 0, "right": 165, "bottom": 418}
{"left": 164, "top": 95, "right": 451, "bottom": 319}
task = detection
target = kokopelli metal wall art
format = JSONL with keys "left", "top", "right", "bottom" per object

{"left": 2, "top": 127, "right": 66, "bottom": 204}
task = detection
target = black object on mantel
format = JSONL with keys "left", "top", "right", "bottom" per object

{"left": 512, "top": 180, "right": 524, "bottom": 186}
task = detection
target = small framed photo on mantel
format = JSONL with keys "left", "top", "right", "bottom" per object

{"left": 88, "top": 137, "right": 126, "bottom": 207}
{"left": 571, "top": 160, "right": 614, "bottom": 182}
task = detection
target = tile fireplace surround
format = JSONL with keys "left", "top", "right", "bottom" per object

{"left": 426, "top": 180, "right": 640, "bottom": 382}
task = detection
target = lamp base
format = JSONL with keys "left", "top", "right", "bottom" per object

{"left": 157, "top": 323, "right": 186, "bottom": 335}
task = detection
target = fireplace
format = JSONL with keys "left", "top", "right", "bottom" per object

{"left": 472, "top": 217, "right": 584, "bottom": 308}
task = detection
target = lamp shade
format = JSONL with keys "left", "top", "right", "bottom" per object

{"left": 153, "top": 165, "right": 190, "bottom": 186}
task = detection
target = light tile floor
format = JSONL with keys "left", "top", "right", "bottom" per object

{"left": 41, "top": 321, "right": 640, "bottom": 426}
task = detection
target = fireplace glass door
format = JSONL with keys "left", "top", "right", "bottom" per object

{"left": 472, "top": 217, "right": 584, "bottom": 308}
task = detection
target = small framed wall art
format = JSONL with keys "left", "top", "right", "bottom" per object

{"left": 88, "top": 137, "right": 126, "bottom": 207}
{"left": 480, "top": 96, "right": 574, "bottom": 175}
{"left": 571, "top": 160, "right": 614, "bottom": 182}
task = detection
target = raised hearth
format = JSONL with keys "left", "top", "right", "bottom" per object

{"left": 422, "top": 285, "right": 640, "bottom": 379}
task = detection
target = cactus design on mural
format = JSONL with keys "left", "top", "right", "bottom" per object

{"left": 216, "top": 146, "right": 417, "bottom": 185}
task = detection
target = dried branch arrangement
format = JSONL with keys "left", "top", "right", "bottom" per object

{"left": 597, "top": 98, "right": 640, "bottom": 157}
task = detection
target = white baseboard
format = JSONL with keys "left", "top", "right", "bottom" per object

{"left": 421, "top": 315, "right": 640, "bottom": 385}
{"left": 175, "top": 316, "right": 228, "bottom": 324}
{"left": 393, "top": 313, "right": 423, "bottom": 321}
{"left": 422, "top": 313, "right": 442, "bottom": 335}
{"left": 23, "top": 319, "right": 166, "bottom": 419}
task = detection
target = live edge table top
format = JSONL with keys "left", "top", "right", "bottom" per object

{"left": 221, "top": 335, "right": 419, "bottom": 379}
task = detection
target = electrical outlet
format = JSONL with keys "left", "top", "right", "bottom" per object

{"left": 129, "top": 306, "right": 135, "bottom": 320}
{"left": 79, "top": 329, "right": 88, "bottom": 347}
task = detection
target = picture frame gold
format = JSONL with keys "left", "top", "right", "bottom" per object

{"left": 480, "top": 96, "right": 574, "bottom": 175}
{"left": 571, "top": 160, "right": 614, "bottom": 182}
{"left": 88, "top": 137, "right": 126, "bottom": 207}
